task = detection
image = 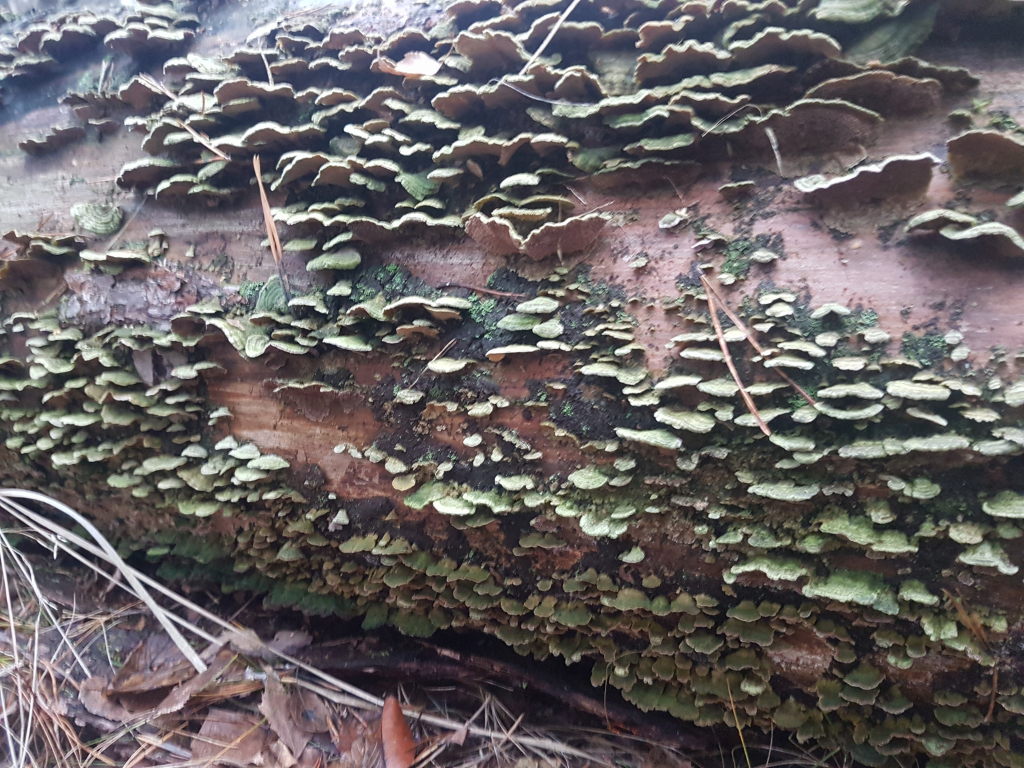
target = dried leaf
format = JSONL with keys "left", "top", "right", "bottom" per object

{"left": 378, "top": 51, "right": 442, "bottom": 78}
{"left": 109, "top": 634, "right": 195, "bottom": 694}
{"left": 149, "top": 650, "right": 234, "bottom": 717}
{"left": 293, "top": 688, "right": 331, "bottom": 734}
{"left": 79, "top": 676, "right": 134, "bottom": 721}
{"left": 381, "top": 696, "right": 416, "bottom": 768}
{"left": 191, "top": 708, "right": 269, "bottom": 767}
{"left": 445, "top": 725, "right": 469, "bottom": 746}
{"left": 269, "top": 629, "right": 313, "bottom": 655}
{"left": 259, "top": 666, "right": 310, "bottom": 759}
{"left": 222, "top": 626, "right": 266, "bottom": 655}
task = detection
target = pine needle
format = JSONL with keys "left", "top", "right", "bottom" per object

{"left": 0, "top": 489, "right": 206, "bottom": 673}
{"left": 700, "top": 276, "right": 817, "bottom": 408}
{"left": 252, "top": 154, "right": 291, "bottom": 301}
{"left": 726, "top": 678, "right": 752, "bottom": 768}
{"left": 133, "top": 74, "right": 229, "bottom": 161}
{"left": 519, "top": 0, "right": 583, "bottom": 75}
{"left": 0, "top": 491, "right": 608, "bottom": 761}
{"left": 409, "top": 339, "right": 457, "bottom": 389}
{"left": 699, "top": 104, "right": 764, "bottom": 139}
{"left": 942, "top": 588, "right": 999, "bottom": 723}
{"left": 170, "top": 119, "right": 230, "bottom": 162}
{"left": 701, "top": 276, "right": 771, "bottom": 436}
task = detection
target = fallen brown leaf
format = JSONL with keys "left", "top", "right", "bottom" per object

{"left": 270, "top": 629, "right": 313, "bottom": 655}
{"left": 294, "top": 687, "right": 331, "bottom": 734}
{"left": 445, "top": 724, "right": 469, "bottom": 746}
{"left": 109, "top": 634, "right": 195, "bottom": 694}
{"left": 259, "top": 666, "right": 310, "bottom": 759}
{"left": 381, "top": 696, "right": 416, "bottom": 768}
{"left": 148, "top": 649, "right": 234, "bottom": 717}
{"left": 190, "top": 708, "right": 269, "bottom": 768}
{"left": 79, "top": 676, "right": 134, "bottom": 722}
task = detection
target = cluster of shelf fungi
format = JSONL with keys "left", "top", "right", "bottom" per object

{"left": 2, "top": 0, "right": 1024, "bottom": 765}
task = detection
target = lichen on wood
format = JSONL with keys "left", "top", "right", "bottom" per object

{"left": 2, "top": 1, "right": 1024, "bottom": 766}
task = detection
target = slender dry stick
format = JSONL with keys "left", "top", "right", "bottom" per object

{"left": 701, "top": 279, "right": 771, "bottom": 437}
{"left": 260, "top": 50, "right": 275, "bottom": 86}
{"left": 699, "top": 104, "right": 764, "bottom": 138}
{"left": 97, "top": 57, "right": 112, "bottom": 93}
{"left": 252, "top": 154, "right": 291, "bottom": 301}
{"left": 700, "top": 276, "right": 817, "bottom": 408}
{"left": 987, "top": 667, "right": 1000, "bottom": 724}
{"left": 136, "top": 73, "right": 174, "bottom": 99}
{"left": 0, "top": 545, "right": 105, "bottom": 768}
{"left": 96, "top": 196, "right": 146, "bottom": 255}
{"left": 0, "top": 529, "right": 91, "bottom": 677}
{"left": 0, "top": 497, "right": 385, "bottom": 704}
{"left": 135, "top": 75, "right": 230, "bottom": 161}
{"left": 0, "top": 542, "right": 26, "bottom": 767}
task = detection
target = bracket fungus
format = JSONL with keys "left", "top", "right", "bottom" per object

{"left": 947, "top": 129, "right": 1024, "bottom": 180}
{"left": 794, "top": 153, "right": 937, "bottom": 205}
{"left": 4, "top": 1, "right": 1024, "bottom": 766}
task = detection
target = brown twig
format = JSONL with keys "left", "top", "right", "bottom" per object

{"left": 252, "top": 154, "right": 291, "bottom": 301}
{"left": 987, "top": 667, "right": 1000, "bottom": 723}
{"left": 300, "top": 640, "right": 691, "bottom": 744}
{"left": 701, "top": 276, "right": 771, "bottom": 437}
{"left": 943, "top": 589, "right": 989, "bottom": 647}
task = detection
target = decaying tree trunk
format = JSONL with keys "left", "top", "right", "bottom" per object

{"left": 2, "top": 0, "right": 1024, "bottom": 765}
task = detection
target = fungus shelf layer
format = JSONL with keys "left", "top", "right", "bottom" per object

{"left": 2, "top": 1, "right": 1024, "bottom": 766}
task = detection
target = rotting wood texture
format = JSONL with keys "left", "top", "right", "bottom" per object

{"left": 2, "top": 1, "right": 1024, "bottom": 766}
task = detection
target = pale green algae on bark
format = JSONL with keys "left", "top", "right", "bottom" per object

{"left": 3, "top": 0, "right": 1024, "bottom": 766}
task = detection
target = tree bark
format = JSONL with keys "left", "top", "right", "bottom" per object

{"left": 2, "top": 1, "right": 1024, "bottom": 766}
